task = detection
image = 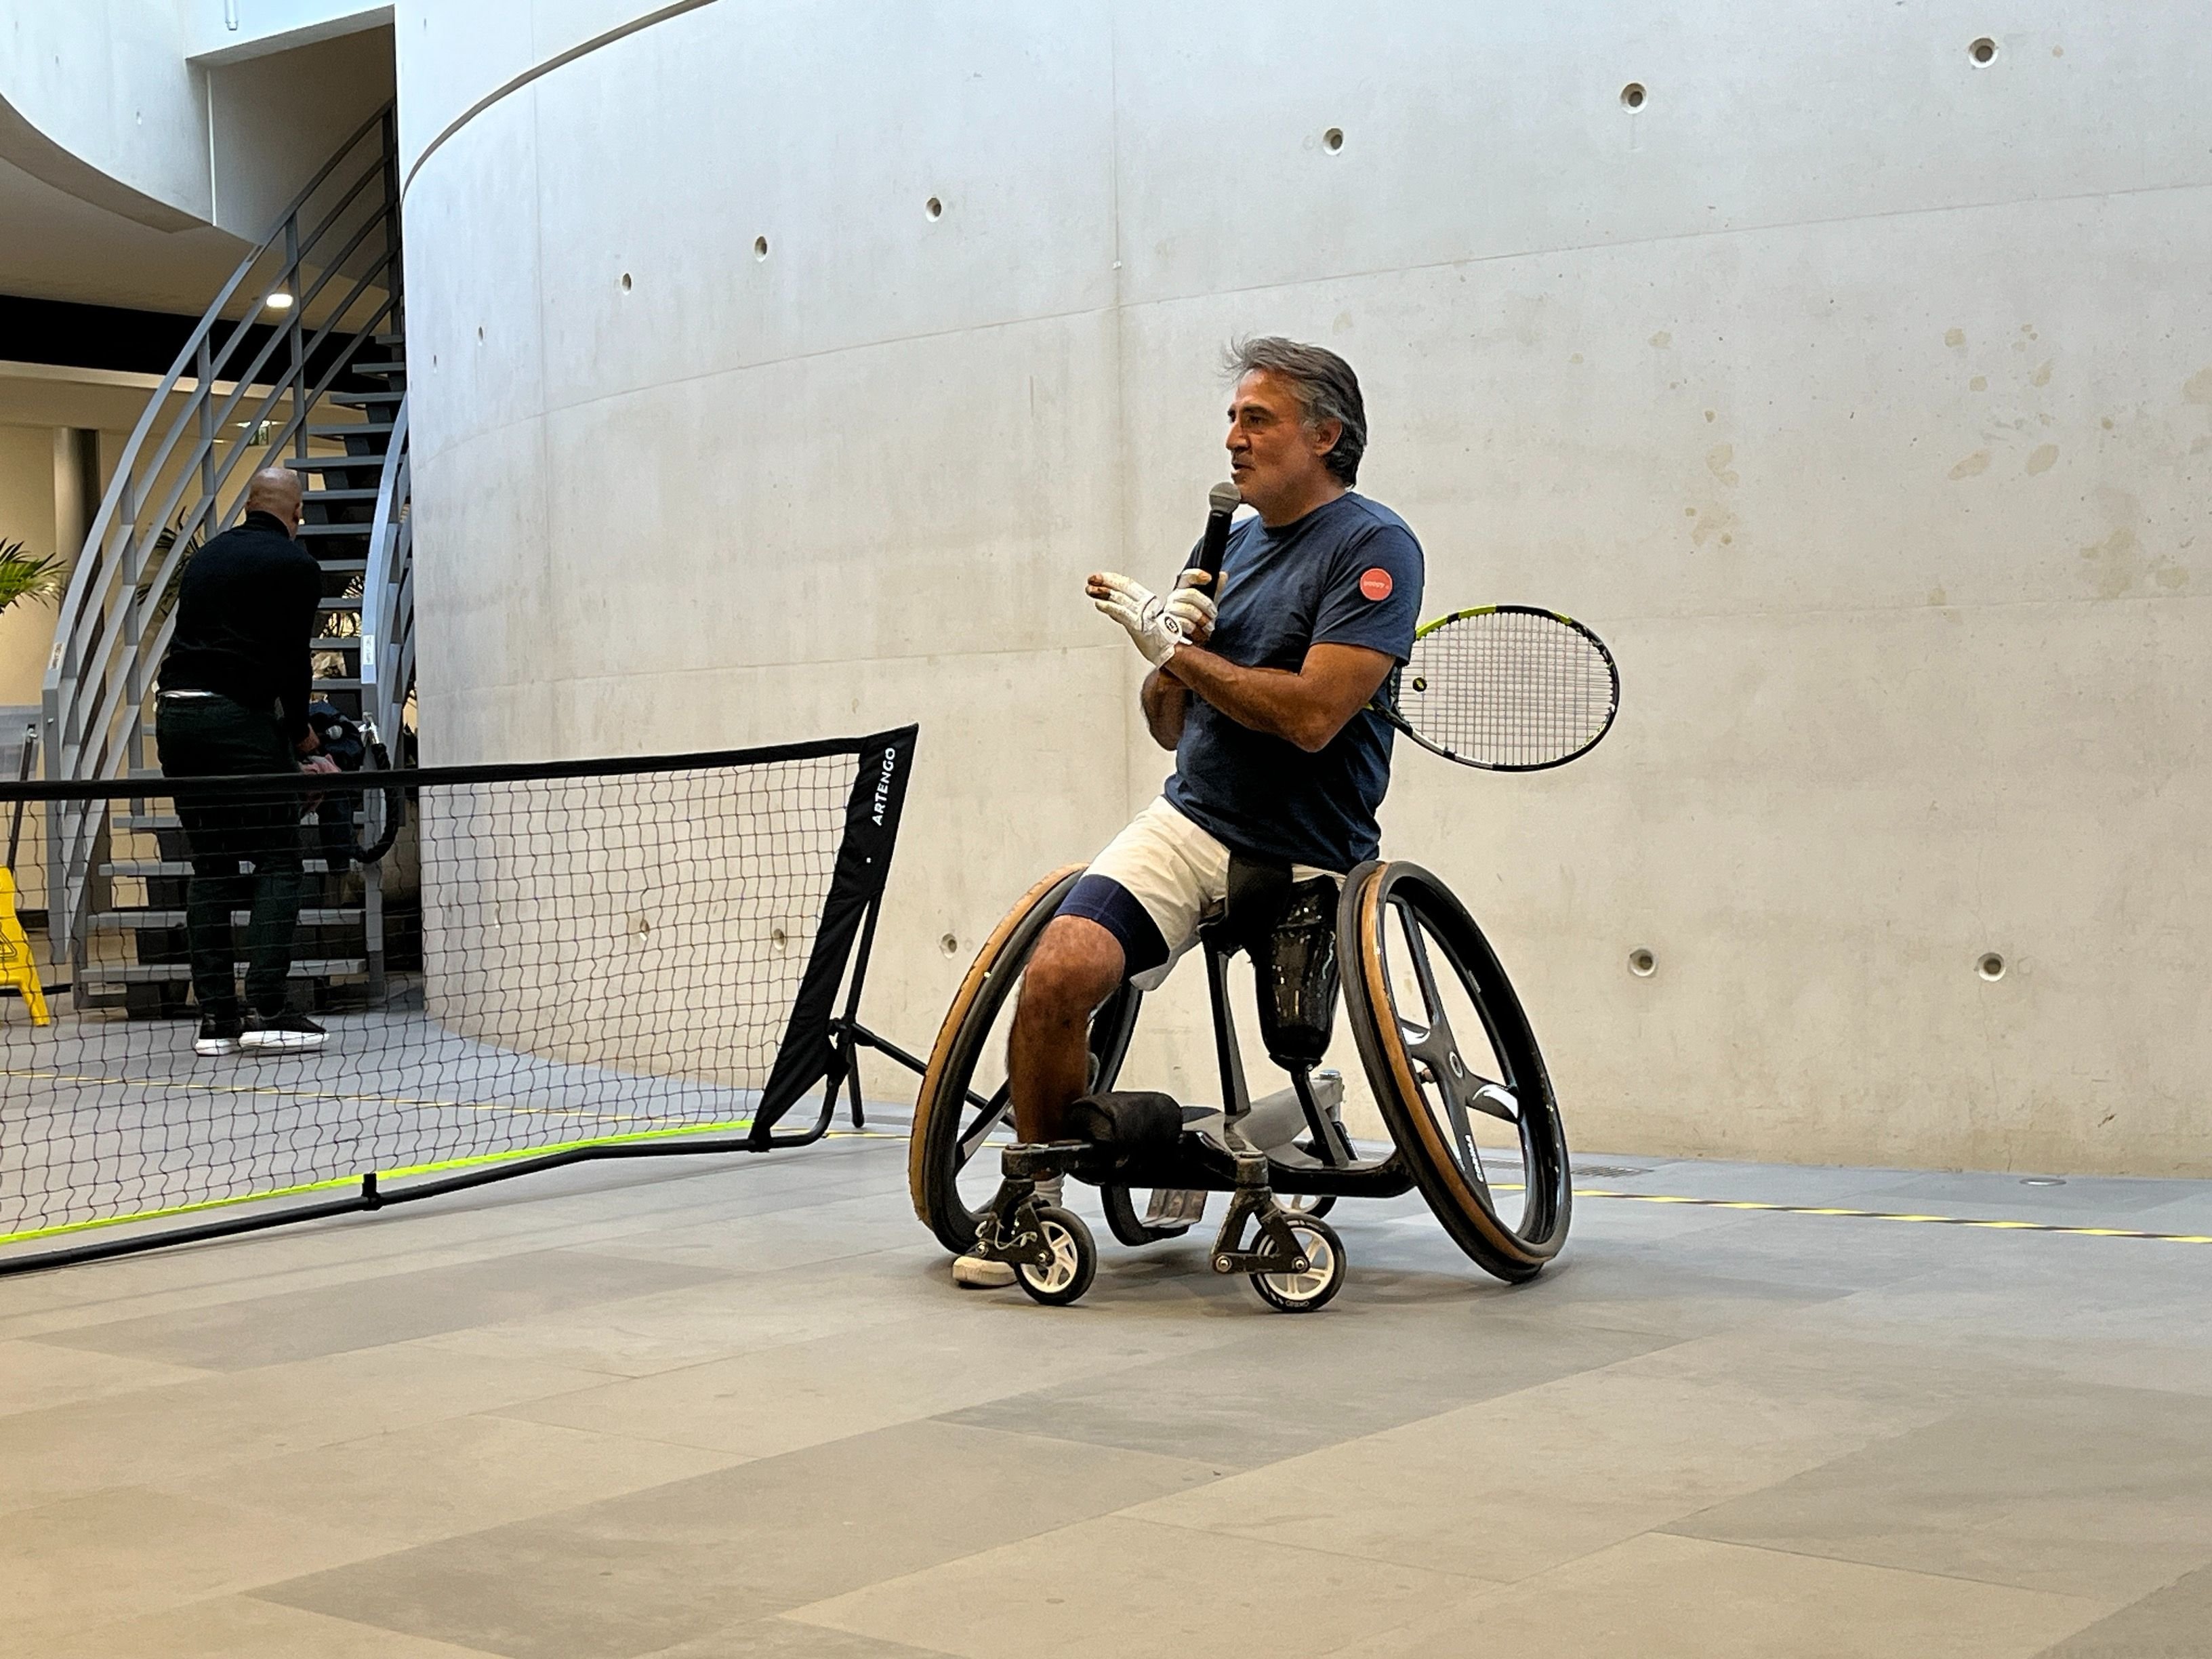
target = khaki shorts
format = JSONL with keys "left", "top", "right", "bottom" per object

{"left": 1076, "top": 797, "right": 1339, "bottom": 991}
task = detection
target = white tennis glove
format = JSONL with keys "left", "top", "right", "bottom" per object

{"left": 1089, "top": 570, "right": 1216, "bottom": 666}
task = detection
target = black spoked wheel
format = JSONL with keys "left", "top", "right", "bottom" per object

{"left": 909, "top": 867, "right": 1141, "bottom": 1254}
{"left": 1250, "top": 1214, "right": 1347, "bottom": 1312}
{"left": 1016, "top": 1206, "right": 1097, "bottom": 1307}
{"left": 1339, "top": 861, "right": 1572, "bottom": 1282}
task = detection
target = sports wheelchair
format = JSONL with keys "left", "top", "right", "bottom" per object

{"left": 907, "top": 855, "right": 1572, "bottom": 1310}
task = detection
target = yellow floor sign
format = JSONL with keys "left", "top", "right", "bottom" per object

{"left": 0, "top": 865, "right": 49, "bottom": 1025}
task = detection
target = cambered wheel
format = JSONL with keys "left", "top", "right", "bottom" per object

{"left": 1251, "top": 1214, "right": 1346, "bottom": 1312}
{"left": 909, "top": 867, "right": 1141, "bottom": 1254}
{"left": 1015, "top": 1206, "right": 1097, "bottom": 1307}
{"left": 1339, "top": 861, "right": 1572, "bottom": 1283}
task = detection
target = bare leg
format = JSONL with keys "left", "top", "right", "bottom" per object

{"left": 1008, "top": 916, "right": 1126, "bottom": 1142}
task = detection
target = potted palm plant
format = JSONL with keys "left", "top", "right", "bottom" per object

{"left": 0, "top": 540, "right": 65, "bottom": 614}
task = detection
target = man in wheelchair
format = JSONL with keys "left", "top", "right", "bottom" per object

{"left": 955, "top": 337, "right": 1425, "bottom": 1287}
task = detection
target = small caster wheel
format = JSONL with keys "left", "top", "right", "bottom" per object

{"left": 1016, "top": 1205, "right": 1097, "bottom": 1307}
{"left": 1251, "top": 1214, "right": 1346, "bottom": 1313}
{"left": 1281, "top": 1191, "right": 1336, "bottom": 1220}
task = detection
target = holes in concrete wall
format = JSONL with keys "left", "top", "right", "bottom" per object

{"left": 924, "top": 196, "right": 943, "bottom": 220}
{"left": 1627, "top": 947, "right": 1656, "bottom": 977}
{"left": 620, "top": 271, "right": 633, "bottom": 291}
{"left": 939, "top": 933, "right": 960, "bottom": 958}
{"left": 1978, "top": 952, "right": 2007, "bottom": 981}
{"left": 754, "top": 235, "right": 770, "bottom": 260}
{"left": 1620, "top": 82, "right": 1647, "bottom": 110}
{"left": 1969, "top": 36, "right": 1997, "bottom": 65}
{"left": 1322, "top": 126, "right": 1345, "bottom": 153}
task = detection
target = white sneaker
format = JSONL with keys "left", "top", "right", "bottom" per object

{"left": 951, "top": 1248, "right": 1016, "bottom": 1289}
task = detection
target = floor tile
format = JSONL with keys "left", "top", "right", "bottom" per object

{"left": 0, "top": 1335, "right": 209, "bottom": 1414}
{"left": 1330, "top": 1532, "right": 2110, "bottom": 1659}
{"left": 33, "top": 1248, "right": 728, "bottom": 1370}
{"left": 2030, "top": 1558, "right": 2212, "bottom": 1658}
{"left": 0, "top": 1340, "right": 609, "bottom": 1514}
{"left": 24, "top": 1595, "right": 499, "bottom": 1659}
{"left": 1, "top": 1486, "right": 398, "bottom": 1650}
{"left": 497, "top": 1302, "right": 1230, "bottom": 1460}
{"left": 787, "top": 1513, "right": 1483, "bottom": 1659}
{"left": 1671, "top": 1381, "right": 2212, "bottom": 1601}
{"left": 258, "top": 1420, "right": 1220, "bottom": 1659}
{"left": 1121, "top": 1328, "right": 1973, "bottom": 1582}
{"left": 150, "top": 1412, "right": 751, "bottom": 1547}
{"left": 943, "top": 1300, "right": 1674, "bottom": 1468}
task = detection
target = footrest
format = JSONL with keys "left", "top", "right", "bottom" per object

{"left": 1066, "top": 1090, "right": 1185, "bottom": 1147}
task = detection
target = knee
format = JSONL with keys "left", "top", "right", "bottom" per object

{"left": 1019, "top": 920, "right": 1124, "bottom": 1027}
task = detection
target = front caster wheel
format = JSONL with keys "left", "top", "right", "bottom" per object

{"left": 1251, "top": 1214, "right": 1346, "bottom": 1313}
{"left": 1016, "top": 1206, "right": 1097, "bottom": 1307}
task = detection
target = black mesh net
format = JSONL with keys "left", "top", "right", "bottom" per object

{"left": 0, "top": 727, "right": 915, "bottom": 1265}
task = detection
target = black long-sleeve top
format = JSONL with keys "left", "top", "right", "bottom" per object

{"left": 155, "top": 509, "right": 322, "bottom": 741}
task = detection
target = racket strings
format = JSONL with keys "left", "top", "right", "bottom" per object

{"left": 1402, "top": 610, "right": 1615, "bottom": 769}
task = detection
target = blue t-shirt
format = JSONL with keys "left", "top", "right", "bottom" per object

{"left": 1165, "top": 492, "right": 1425, "bottom": 870}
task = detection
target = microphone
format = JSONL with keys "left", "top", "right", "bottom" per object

{"left": 1197, "top": 480, "right": 1240, "bottom": 587}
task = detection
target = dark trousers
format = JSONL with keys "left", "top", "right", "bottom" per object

{"left": 154, "top": 694, "right": 304, "bottom": 1021}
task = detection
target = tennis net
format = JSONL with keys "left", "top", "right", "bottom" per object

{"left": 0, "top": 725, "right": 916, "bottom": 1272}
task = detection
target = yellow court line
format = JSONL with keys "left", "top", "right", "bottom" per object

{"left": 1568, "top": 1187, "right": 2212, "bottom": 1245}
{"left": 0, "top": 1065, "right": 735, "bottom": 1128}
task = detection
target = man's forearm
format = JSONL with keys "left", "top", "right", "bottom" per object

{"left": 1140, "top": 668, "right": 1188, "bottom": 751}
{"left": 1162, "top": 647, "right": 1336, "bottom": 754}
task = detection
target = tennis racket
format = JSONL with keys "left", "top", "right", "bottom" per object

{"left": 1375, "top": 605, "right": 1620, "bottom": 772}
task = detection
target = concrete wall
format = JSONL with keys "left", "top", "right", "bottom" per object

{"left": 395, "top": 0, "right": 2212, "bottom": 1176}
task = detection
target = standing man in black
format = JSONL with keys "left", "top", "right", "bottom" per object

{"left": 156, "top": 464, "right": 336, "bottom": 1054}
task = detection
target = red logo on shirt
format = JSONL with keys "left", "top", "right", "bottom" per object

{"left": 1359, "top": 567, "right": 1393, "bottom": 602}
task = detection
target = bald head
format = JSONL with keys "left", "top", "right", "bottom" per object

{"left": 244, "top": 465, "right": 303, "bottom": 533}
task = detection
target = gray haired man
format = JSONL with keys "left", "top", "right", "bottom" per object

{"left": 956, "top": 337, "right": 1427, "bottom": 1286}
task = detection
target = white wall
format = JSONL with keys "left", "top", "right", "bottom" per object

{"left": 395, "top": 1, "right": 2212, "bottom": 1176}
{"left": 0, "top": 1, "right": 213, "bottom": 224}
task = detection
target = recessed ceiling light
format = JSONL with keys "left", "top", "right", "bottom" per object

{"left": 266, "top": 291, "right": 295, "bottom": 310}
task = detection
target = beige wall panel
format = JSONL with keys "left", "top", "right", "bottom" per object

{"left": 524, "top": 2, "right": 1115, "bottom": 408}
{"left": 399, "top": 3, "right": 2212, "bottom": 1173}
{"left": 403, "top": 94, "right": 547, "bottom": 461}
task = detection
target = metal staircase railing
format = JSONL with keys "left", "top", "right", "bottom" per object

{"left": 361, "top": 394, "right": 412, "bottom": 746}
{"left": 41, "top": 102, "right": 409, "bottom": 983}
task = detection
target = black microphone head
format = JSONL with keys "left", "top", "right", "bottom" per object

{"left": 1209, "top": 480, "right": 1241, "bottom": 515}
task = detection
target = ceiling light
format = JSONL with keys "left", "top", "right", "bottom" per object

{"left": 266, "top": 291, "right": 294, "bottom": 310}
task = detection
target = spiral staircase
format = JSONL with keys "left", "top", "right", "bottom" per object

{"left": 39, "top": 106, "right": 415, "bottom": 1012}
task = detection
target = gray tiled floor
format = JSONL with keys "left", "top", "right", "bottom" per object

{"left": 3, "top": 1129, "right": 2209, "bottom": 1658}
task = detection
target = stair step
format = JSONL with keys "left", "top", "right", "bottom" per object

{"left": 287, "top": 454, "right": 386, "bottom": 472}
{"left": 304, "top": 489, "right": 382, "bottom": 504}
{"left": 91, "top": 908, "right": 364, "bottom": 930}
{"left": 311, "top": 636, "right": 361, "bottom": 650}
{"left": 349, "top": 361, "right": 407, "bottom": 377}
{"left": 78, "top": 958, "right": 367, "bottom": 984}
{"left": 306, "top": 422, "right": 394, "bottom": 440}
{"left": 313, "top": 678, "right": 365, "bottom": 691}
{"left": 103, "top": 859, "right": 342, "bottom": 877}
{"left": 328, "top": 389, "right": 403, "bottom": 407}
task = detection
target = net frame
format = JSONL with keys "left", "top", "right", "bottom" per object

{"left": 0, "top": 724, "right": 918, "bottom": 1276}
